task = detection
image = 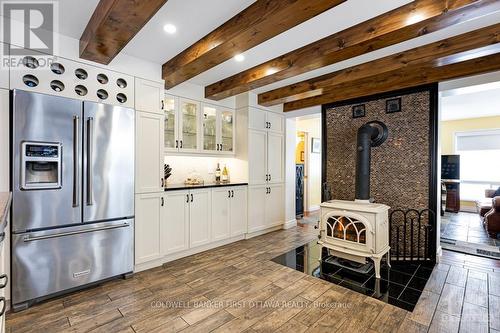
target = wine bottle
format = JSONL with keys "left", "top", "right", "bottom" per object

{"left": 215, "top": 163, "right": 221, "bottom": 183}
{"left": 222, "top": 165, "right": 229, "bottom": 183}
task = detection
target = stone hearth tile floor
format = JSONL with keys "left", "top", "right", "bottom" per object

{"left": 271, "top": 241, "right": 433, "bottom": 312}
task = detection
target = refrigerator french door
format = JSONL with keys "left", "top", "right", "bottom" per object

{"left": 11, "top": 90, "right": 134, "bottom": 310}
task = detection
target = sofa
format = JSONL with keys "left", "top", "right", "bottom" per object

{"left": 477, "top": 189, "right": 497, "bottom": 217}
{"left": 484, "top": 196, "right": 500, "bottom": 238}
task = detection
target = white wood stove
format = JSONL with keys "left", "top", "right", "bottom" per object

{"left": 319, "top": 200, "right": 391, "bottom": 278}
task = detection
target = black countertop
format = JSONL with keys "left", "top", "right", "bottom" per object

{"left": 164, "top": 182, "right": 248, "bottom": 191}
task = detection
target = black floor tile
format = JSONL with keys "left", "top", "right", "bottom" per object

{"left": 415, "top": 266, "right": 434, "bottom": 279}
{"left": 381, "top": 270, "right": 413, "bottom": 286}
{"left": 407, "top": 276, "right": 428, "bottom": 291}
{"left": 271, "top": 241, "right": 430, "bottom": 313}
{"left": 399, "top": 288, "right": 422, "bottom": 305}
{"left": 364, "top": 277, "right": 405, "bottom": 299}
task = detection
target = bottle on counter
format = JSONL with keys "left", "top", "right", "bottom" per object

{"left": 215, "top": 163, "right": 221, "bottom": 183}
{"left": 222, "top": 164, "right": 229, "bottom": 183}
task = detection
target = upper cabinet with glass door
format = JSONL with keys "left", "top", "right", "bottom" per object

{"left": 179, "top": 98, "right": 200, "bottom": 152}
{"left": 219, "top": 107, "right": 235, "bottom": 154}
{"left": 164, "top": 96, "right": 235, "bottom": 155}
{"left": 201, "top": 104, "right": 235, "bottom": 155}
{"left": 164, "top": 95, "right": 178, "bottom": 152}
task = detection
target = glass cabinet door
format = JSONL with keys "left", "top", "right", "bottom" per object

{"left": 202, "top": 105, "right": 217, "bottom": 151}
{"left": 220, "top": 108, "right": 234, "bottom": 153}
{"left": 180, "top": 99, "right": 199, "bottom": 151}
{"left": 164, "top": 95, "right": 177, "bottom": 150}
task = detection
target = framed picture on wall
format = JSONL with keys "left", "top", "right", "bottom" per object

{"left": 352, "top": 104, "right": 366, "bottom": 118}
{"left": 386, "top": 98, "right": 402, "bottom": 113}
{"left": 311, "top": 138, "right": 321, "bottom": 153}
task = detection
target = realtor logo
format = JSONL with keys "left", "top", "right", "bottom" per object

{"left": 1, "top": 1, "right": 58, "bottom": 56}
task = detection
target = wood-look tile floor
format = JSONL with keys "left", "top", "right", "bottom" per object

{"left": 6, "top": 225, "right": 500, "bottom": 333}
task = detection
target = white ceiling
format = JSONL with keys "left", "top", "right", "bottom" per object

{"left": 50, "top": 0, "right": 500, "bottom": 103}
{"left": 441, "top": 83, "right": 500, "bottom": 121}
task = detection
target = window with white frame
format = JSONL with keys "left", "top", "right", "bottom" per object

{"left": 455, "top": 130, "right": 500, "bottom": 201}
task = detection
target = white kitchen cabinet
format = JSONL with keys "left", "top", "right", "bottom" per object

{"left": 248, "top": 107, "right": 268, "bottom": 131}
{"left": 202, "top": 104, "right": 235, "bottom": 155}
{"left": 248, "top": 184, "right": 284, "bottom": 233}
{"left": 135, "top": 78, "right": 164, "bottom": 114}
{"left": 266, "top": 111, "right": 284, "bottom": 134}
{"left": 164, "top": 94, "right": 179, "bottom": 152}
{"left": 211, "top": 188, "right": 231, "bottom": 241}
{"left": 265, "top": 184, "right": 285, "bottom": 228}
{"left": 248, "top": 107, "right": 284, "bottom": 134}
{"left": 135, "top": 193, "right": 164, "bottom": 264}
{"left": 189, "top": 189, "right": 212, "bottom": 248}
{"left": 267, "top": 132, "right": 284, "bottom": 184}
{"left": 248, "top": 130, "right": 268, "bottom": 185}
{"left": 135, "top": 111, "right": 164, "bottom": 193}
{"left": 248, "top": 185, "right": 267, "bottom": 233}
{"left": 179, "top": 98, "right": 201, "bottom": 153}
{"left": 163, "top": 191, "right": 189, "bottom": 255}
{"left": 212, "top": 186, "right": 248, "bottom": 240}
{"left": 230, "top": 186, "right": 248, "bottom": 236}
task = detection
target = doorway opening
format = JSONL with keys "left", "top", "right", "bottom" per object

{"left": 294, "top": 114, "right": 322, "bottom": 225}
{"left": 439, "top": 76, "right": 500, "bottom": 259}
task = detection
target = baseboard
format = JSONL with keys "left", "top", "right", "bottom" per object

{"left": 306, "top": 205, "right": 320, "bottom": 212}
{"left": 283, "top": 219, "right": 297, "bottom": 229}
{"left": 134, "top": 234, "right": 246, "bottom": 273}
{"left": 245, "top": 225, "right": 283, "bottom": 239}
{"left": 436, "top": 245, "right": 443, "bottom": 263}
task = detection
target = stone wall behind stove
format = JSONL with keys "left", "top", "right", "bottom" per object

{"left": 324, "top": 88, "right": 436, "bottom": 258}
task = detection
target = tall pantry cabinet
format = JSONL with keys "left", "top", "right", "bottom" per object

{"left": 241, "top": 106, "right": 286, "bottom": 234}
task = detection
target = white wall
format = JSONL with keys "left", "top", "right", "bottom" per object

{"left": 296, "top": 116, "right": 322, "bottom": 211}
{"left": 163, "top": 155, "right": 247, "bottom": 185}
{"left": 285, "top": 118, "right": 297, "bottom": 225}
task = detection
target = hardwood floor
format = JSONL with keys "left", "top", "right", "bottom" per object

{"left": 6, "top": 226, "right": 500, "bottom": 333}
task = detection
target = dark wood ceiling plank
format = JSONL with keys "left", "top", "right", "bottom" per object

{"left": 205, "top": 0, "right": 499, "bottom": 100}
{"left": 282, "top": 51, "right": 500, "bottom": 111}
{"left": 258, "top": 23, "right": 500, "bottom": 106}
{"left": 162, "top": 0, "right": 347, "bottom": 89}
{"left": 80, "top": 0, "right": 168, "bottom": 64}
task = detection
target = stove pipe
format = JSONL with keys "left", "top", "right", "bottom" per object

{"left": 355, "top": 121, "right": 388, "bottom": 201}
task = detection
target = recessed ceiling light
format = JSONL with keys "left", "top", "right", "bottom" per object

{"left": 406, "top": 13, "right": 425, "bottom": 25}
{"left": 234, "top": 54, "right": 245, "bottom": 62}
{"left": 163, "top": 24, "right": 177, "bottom": 34}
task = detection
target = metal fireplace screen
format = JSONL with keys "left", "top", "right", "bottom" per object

{"left": 389, "top": 209, "right": 435, "bottom": 261}
{"left": 326, "top": 216, "right": 367, "bottom": 244}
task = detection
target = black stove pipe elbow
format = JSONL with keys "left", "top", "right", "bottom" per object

{"left": 355, "top": 121, "right": 388, "bottom": 201}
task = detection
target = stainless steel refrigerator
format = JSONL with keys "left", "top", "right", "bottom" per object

{"left": 11, "top": 90, "right": 134, "bottom": 310}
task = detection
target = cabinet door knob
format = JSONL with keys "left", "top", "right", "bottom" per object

{"left": 269, "top": 174, "right": 271, "bottom": 182}
{"left": 175, "top": 140, "right": 179, "bottom": 148}
{"left": 228, "top": 190, "right": 231, "bottom": 198}
{"left": 161, "top": 197, "right": 164, "bottom": 206}
{"left": 231, "top": 190, "right": 234, "bottom": 198}
{"left": 161, "top": 100, "right": 164, "bottom": 110}
{"left": 180, "top": 140, "right": 183, "bottom": 149}
{"left": 191, "top": 194, "right": 194, "bottom": 202}
{"left": 186, "top": 194, "right": 189, "bottom": 203}
{"left": 161, "top": 178, "right": 164, "bottom": 187}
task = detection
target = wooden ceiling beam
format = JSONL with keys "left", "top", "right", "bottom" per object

{"left": 259, "top": 23, "right": 500, "bottom": 106}
{"left": 205, "top": 0, "right": 500, "bottom": 101}
{"left": 282, "top": 49, "right": 500, "bottom": 112}
{"left": 80, "top": 0, "right": 168, "bottom": 64}
{"left": 162, "top": 0, "right": 347, "bottom": 89}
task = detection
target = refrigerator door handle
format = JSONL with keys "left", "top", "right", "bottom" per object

{"left": 73, "top": 116, "right": 80, "bottom": 207}
{"left": 23, "top": 222, "right": 131, "bottom": 242}
{"left": 86, "top": 117, "right": 94, "bottom": 206}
